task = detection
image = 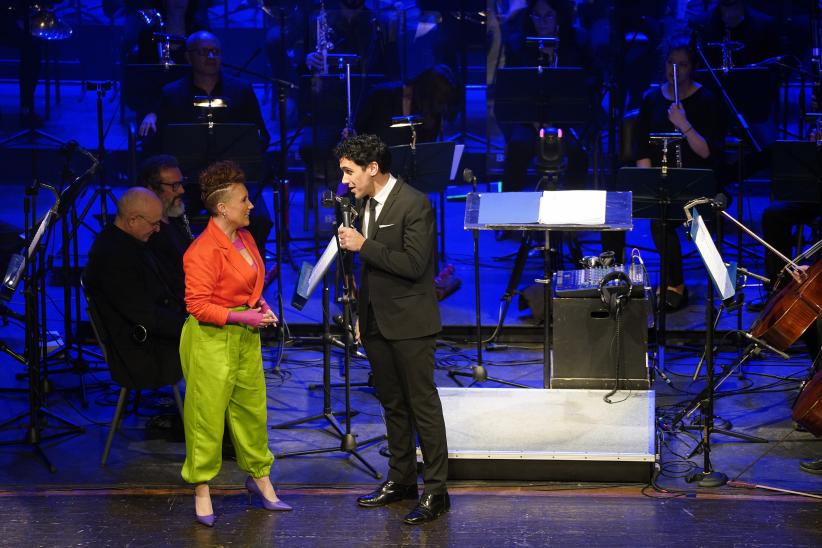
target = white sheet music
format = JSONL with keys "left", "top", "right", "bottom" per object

{"left": 449, "top": 144, "right": 465, "bottom": 181}
{"left": 538, "top": 190, "right": 606, "bottom": 225}
{"left": 690, "top": 209, "right": 735, "bottom": 300}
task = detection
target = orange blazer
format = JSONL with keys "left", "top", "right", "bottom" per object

{"left": 183, "top": 217, "right": 265, "bottom": 326}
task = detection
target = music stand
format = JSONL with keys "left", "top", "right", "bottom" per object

{"left": 494, "top": 67, "right": 592, "bottom": 126}
{"left": 162, "top": 122, "right": 265, "bottom": 182}
{"left": 465, "top": 191, "right": 633, "bottom": 388}
{"left": 771, "top": 140, "right": 822, "bottom": 203}
{"left": 390, "top": 141, "right": 461, "bottom": 259}
{"left": 301, "top": 71, "right": 384, "bottom": 240}
{"left": 615, "top": 167, "right": 716, "bottom": 370}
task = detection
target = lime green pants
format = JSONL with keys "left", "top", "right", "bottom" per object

{"left": 179, "top": 314, "right": 274, "bottom": 484}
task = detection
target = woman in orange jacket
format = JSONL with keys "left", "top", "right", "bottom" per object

{"left": 179, "top": 161, "right": 291, "bottom": 526}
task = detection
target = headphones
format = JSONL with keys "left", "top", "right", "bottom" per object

{"left": 598, "top": 270, "right": 633, "bottom": 315}
{"left": 581, "top": 250, "right": 616, "bottom": 269}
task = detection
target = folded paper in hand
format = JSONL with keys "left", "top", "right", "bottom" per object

{"left": 538, "top": 190, "right": 606, "bottom": 225}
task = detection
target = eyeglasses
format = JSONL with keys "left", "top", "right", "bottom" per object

{"left": 530, "top": 12, "right": 556, "bottom": 22}
{"left": 188, "top": 47, "right": 221, "bottom": 57}
{"left": 159, "top": 179, "right": 185, "bottom": 192}
{"left": 137, "top": 215, "right": 162, "bottom": 229}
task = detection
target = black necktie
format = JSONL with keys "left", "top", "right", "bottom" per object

{"left": 367, "top": 198, "right": 378, "bottom": 240}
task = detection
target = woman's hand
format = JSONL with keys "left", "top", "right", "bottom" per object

{"left": 667, "top": 103, "right": 690, "bottom": 133}
{"left": 261, "top": 309, "right": 279, "bottom": 328}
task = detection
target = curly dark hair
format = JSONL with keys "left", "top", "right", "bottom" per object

{"left": 138, "top": 154, "right": 180, "bottom": 193}
{"left": 333, "top": 134, "right": 391, "bottom": 174}
{"left": 198, "top": 160, "right": 246, "bottom": 215}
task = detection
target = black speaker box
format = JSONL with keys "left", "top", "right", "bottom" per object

{"left": 551, "top": 296, "right": 650, "bottom": 389}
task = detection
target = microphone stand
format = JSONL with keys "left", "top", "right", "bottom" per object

{"left": 0, "top": 182, "right": 85, "bottom": 472}
{"left": 694, "top": 34, "right": 763, "bottom": 355}
{"left": 272, "top": 200, "right": 384, "bottom": 478}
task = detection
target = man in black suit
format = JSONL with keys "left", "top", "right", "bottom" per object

{"left": 335, "top": 134, "right": 449, "bottom": 525}
{"left": 84, "top": 188, "right": 184, "bottom": 389}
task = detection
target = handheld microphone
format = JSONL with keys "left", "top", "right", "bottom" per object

{"left": 340, "top": 197, "right": 352, "bottom": 228}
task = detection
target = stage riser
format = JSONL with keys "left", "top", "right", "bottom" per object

{"left": 448, "top": 460, "right": 652, "bottom": 483}
{"left": 438, "top": 387, "right": 656, "bottom": 483}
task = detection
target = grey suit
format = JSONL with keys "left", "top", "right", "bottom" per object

{"left": 357, "top": 178, "right": 448, "bottom": 494}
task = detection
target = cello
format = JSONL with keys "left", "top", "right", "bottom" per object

{"left": 750, "top": 255, "right": 822, "bottom": 435}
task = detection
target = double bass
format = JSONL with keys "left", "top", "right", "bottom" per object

{"left": 750, "top": 255, "right": 822, "bottom": 435}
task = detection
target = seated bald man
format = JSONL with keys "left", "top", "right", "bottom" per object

{"left": 84, "top": 188, "right": 185, "bottom": 389}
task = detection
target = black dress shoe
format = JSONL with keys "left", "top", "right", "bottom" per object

{"left": 799, "top": 457, "right": 822, "bottom": 475}
{"left": 357, "top": 481, "right": 418, "bottom": 508}
{"left": 403, "top": 492, "right": 450, "bottom": 525}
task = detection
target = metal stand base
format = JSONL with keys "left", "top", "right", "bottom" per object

{"left": 687, "top": 469, "right": 728, "bottom": 488}
{"left": 273, "top": 412, "right": 384, "bottom": 479}
{"left": 448, "top": 366, "right": 530, "bottom": 389}
{"left": 0, "top": 407, "right": 85, "bottom": 473}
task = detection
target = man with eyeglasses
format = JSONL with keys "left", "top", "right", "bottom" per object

{"left": 139, "top": 154, "right": 195, "bottom": 301}
{"left": 138, "top": 30, "right": 269, "bottom": 148}
{"left": 84, "top": 188, "right": 185, "bottom": 389}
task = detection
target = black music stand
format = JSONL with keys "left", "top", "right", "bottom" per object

{"left": 771, "top": 140, "right": 822, "bottom": 203}
{"left": 162, "top": 122, "right": 265, "bottom": 182}
{"left": 615, "top": 167, "right": 716, "bottom": 369}
{"left": 494, "top": 67, "right": 592, "bottom": 126}
{"left": 162, "top": 123, "right": 267, "bottom": 239}
{"left": 390, "top": 141, "right": 459, "bottom": 260}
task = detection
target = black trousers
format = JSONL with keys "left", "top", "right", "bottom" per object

{"left": 362, "top": 313, "right": 448, "bottom": 494}
{"left": 600, "top": 220, "right": 684, "bottom": 287}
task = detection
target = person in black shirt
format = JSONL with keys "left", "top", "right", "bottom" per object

{"left": 137, "top": 31, "right": 269, "bottom": 147}
{"left": 606, "top": 35, "right": 724, "bottom": 311}
{"left": 84, "top": 188, "right": 185, "bottom": 390}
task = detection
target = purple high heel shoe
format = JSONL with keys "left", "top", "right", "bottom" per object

{"left": 245, "top": 476, "right": 292, "bottom": 511}
{"left": 195, "top": 513, "right": 216, "bottom": 527}
{"left": 194, "top": 495, "right": 216, "bottom": 527}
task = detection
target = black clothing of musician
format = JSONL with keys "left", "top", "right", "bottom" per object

{"left": 84, "top": 191, "right": 185, "bottom": 389}
{"left": 634, "top": 86, "right": 725, "bottom": 171}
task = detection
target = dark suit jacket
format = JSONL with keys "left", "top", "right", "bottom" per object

{"left": 84, "top": 224, "right": 185, "bottom": 389}
{"left": 358, "top": 178, "right": 441, "bottom": 341}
